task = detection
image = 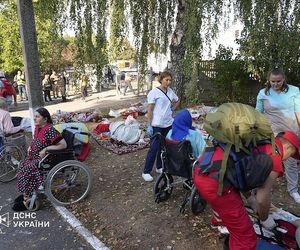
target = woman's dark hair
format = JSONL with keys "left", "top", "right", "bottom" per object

{"left": 36, "top": 107, "right": 53, "bottom": 124}
{"left": 158, "top": 71, "right": 172, "bottom": 83}
{"left": 265, "top": 68, "right": 289, "bottom": 95}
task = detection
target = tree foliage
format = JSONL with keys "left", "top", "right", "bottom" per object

{"left": 108, "top": 38, "right": 136, "bottom": 61}
{"left": 0, "top": 2, "right": 23, "bottom": 73}
{"left": 236, "top": 0, "right": 300, "bottom": 84}
{"left": 0, "top": 0, "right": 69, "bottom": 74}
{"left": 212, "top": 45, "right": 250, "bottom": 104}
{"left": 2, "top": 0, "right": 300, "bottom": 99}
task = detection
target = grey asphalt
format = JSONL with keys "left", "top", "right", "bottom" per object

{"left": 0, "top": 179, "right": 93, "bottom": 250}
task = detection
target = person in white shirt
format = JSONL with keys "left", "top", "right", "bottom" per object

{"left": 123, "top": 72, "right": 134, "bottom": 95}
{"left": 142, "top": 71, "right": 180, "bottom": 182}
{"left": 0, "top": 97, "right": 22, "bottom": 147}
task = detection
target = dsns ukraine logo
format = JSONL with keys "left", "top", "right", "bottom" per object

{"left": 0, "top": 206, "right": 9, "bottom": 234}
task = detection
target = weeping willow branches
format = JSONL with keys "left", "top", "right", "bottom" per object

{"left": 31, "top": 0, "right": 300, "bottom": 94}
{"left": 235, "top": 0, "right": 300, "bottom": 82}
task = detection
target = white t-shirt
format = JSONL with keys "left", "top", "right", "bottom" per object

{"left": 147, "top": 87, "right": 179, "bottom": 128}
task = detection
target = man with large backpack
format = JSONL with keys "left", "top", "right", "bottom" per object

{"left": 193, "top": 103, "right": 300, "bottom": 250}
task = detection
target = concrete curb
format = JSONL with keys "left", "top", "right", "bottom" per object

{"left": 54, "top": 205, "right": 110, "bottom": 250}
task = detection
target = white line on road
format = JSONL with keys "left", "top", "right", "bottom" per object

{"left": 54, "top": 205, "right": 110, "bottom": 250}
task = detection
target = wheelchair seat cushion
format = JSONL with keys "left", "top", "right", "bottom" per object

{"left": 62, "top": 129, "right": 75, "bottom": 150}
{"left": 164, "top": 139, "right": 194, "bottom": 179}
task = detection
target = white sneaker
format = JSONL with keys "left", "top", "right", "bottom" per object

{"left": 290, "top": 192, "right": 300, "bottom": 204}
{"left": 142, "top": 173, "right": 153, "bottom": 182}
{"left": 155, "top": 168, "right": 163, "bottom": 174}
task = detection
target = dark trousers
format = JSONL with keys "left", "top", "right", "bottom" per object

{"left": 18, "top": 85, "right": 27, "bottom": 100}
{"left": 60, "top": 86, "right": 66, "bottom": 102}
{"left": 81, "top": 86, "right": 87, "bottom": 98}
{"left": 43, "top": 90, "right": 52, "bottom": 102}
{"left": 143, "top": 126, "right": 171, "bottom": 174}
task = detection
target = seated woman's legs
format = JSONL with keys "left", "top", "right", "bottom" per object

{"left": 13, "top": 158, "right": 43, "bottom": 211}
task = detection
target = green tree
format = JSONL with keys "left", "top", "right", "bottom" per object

{"left": 236, "top": 0, "right": 300, "bottom": 84}
{"left": 212, "top": 45, "right": 249, "bottom": 104}
{"left": 0, "top": 0, "right": 69, "bottom": 74}
{"left": 0, "top": 2, "right": 23, "bottom": 73}
{"left": 108, "top": 38, "right": 137, "bottom": 61}
{"left": 4, "top": 0, "right": 300, "bottom": 101}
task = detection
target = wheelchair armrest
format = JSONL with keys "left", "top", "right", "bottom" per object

{"left": 47, "top": 149, "right": 74, "bottom": 155}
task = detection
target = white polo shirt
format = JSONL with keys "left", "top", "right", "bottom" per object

{"left": 147, "top": 87, "right": 179, "bottom": 128}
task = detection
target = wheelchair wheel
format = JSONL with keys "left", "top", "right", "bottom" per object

{"left": 25, "top": 198, "right": 40, "bottom": 212}
{"left": 0, "top": 145, "right": 24, "bottom": 183}
{"left": 45, "top": 160, "right": 92, "bottom": 206}
{"left": 190, "top": 185, "right": 207, "bottom": 215}
{"left": 154, "top": 173, "right": 173, "bottom": 203}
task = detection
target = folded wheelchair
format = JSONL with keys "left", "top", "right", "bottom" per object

{"left": 153, "top": 133, "right": 207, "bottom": 214}
{"left": 0, "top": 133, "right": 26, "bottom": 182}
{"left": 25, "top": 127, "right": 92, "bottom": 211}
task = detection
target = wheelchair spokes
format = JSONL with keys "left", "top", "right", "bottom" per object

{"left": 190, "top": 185, "right": 207, "bottom": 215}
{"left": 154, "top": 173, "right": 174, "bottom": 203}
{"left": 45, "top": 160, "right": 92, "bottom": 206}
{"left": 0, "top": 145, "right": 23, "bottom": 182}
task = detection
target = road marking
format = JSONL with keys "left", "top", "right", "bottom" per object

{"left": 54, "top": 205, "right": 110, "bottom": 250}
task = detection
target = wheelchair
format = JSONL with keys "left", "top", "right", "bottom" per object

{"left": 0, "top": 133, "right": 26, "bottom": 183}
{"left": 25, "top": 128, "right": 92, "bottom": 211}
{"left": 153, "top": 133, "right": 207, "bottom": 215}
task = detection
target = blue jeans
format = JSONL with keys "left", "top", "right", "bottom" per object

{"left": 18, "top": 85, "right": 27, "bottom": 100}
{"left": 143, "top": 126, "right": 171, "bottom": 174}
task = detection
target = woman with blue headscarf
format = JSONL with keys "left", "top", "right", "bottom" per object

{"left": 166, "top": 109, "right": 207, "bottom": 158}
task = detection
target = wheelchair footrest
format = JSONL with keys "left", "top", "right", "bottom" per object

{"left": 47, "top": 149, "right": 74, "bottom": 155}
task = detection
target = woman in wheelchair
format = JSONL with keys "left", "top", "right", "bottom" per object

{"left": 166, "top": 109, "right": 206, "bottom": 158}
{"left": 13, "top": 107, "right": 67, "bottom": 211}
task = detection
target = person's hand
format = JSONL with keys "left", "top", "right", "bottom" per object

{"left": 261, "top": 216, "right": 277, "bottom": 230}
{"left": 39, "top": 148, "right": 47, "bottom": 158}
{"left": 147, "top": 126, "right": 153, "bottom": 137}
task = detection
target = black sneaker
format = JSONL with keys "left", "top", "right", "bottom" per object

{"left": 12, "top": 201, "right": 27, "bottom": 211}
{"left": 14, "top": 194, "right": 24, "bottom": 203}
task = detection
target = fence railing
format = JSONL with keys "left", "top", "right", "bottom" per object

{"left": 198, "top": 60, "right": 216, "bottom": 79}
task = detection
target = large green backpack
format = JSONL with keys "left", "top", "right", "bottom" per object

{"left": 203, "top": 102, "right": 275, "bottom": 194}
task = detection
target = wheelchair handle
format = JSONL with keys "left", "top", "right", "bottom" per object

{"left": 65, "top": 127, "right": 90, "bottom": 136}
{"left": 69, "top": 126, "right": 79, "bottom": 130}
{"left": 78, "top": 132, "right": 90, "bottom": 136}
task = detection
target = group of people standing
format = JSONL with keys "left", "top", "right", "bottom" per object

{"left": 143, "top": 68, "right": 300, "bottom": 249}
{"left": 42, "top": 70, "right": 69, "bottom": 102}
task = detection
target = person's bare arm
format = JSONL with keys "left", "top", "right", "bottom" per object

{"left": 3, "top": 112, "right": 21, "bottom": 135}
{"left": 256, "top": 171, "right": 278, "bottom": 221}
{"left": 172, "top": 100, "right": 180, "bottom": 111}
{"left": 39, "top": 139, "right": 67, "bottom": 158}
{"left": 147, "top": 104, "right": 154, "bottom": 125}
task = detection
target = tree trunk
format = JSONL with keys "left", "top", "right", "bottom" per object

{"left": 169, "top": 0, "right": 186, "bottom": 102}
{"left": 17, "top": 0, "right": 43, "bottom": 133}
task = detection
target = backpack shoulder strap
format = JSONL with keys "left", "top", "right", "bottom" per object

{"left": 217, "top": 143, "right": 232, "bottom": 195}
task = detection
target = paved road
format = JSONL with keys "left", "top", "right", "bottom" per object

{"left": 10, "top": 88, "right": 145, "bottom": 117}
{"left": 0, "top": 179, "right": 93, "bottom": 250}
